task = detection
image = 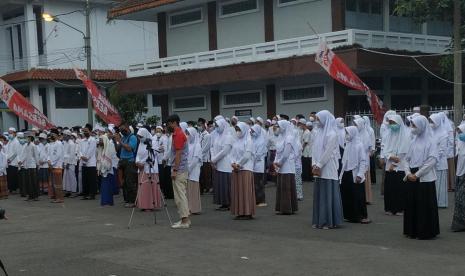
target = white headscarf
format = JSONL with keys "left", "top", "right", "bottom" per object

{"left": 186, "top": 127, "right": 201, "bottom": 162}
{"left": 457, "top": 124, "right": 465, "bottom": 156}
{"left": 251, "top": 124, "right": 266, "bottom": 153}
{"left": 137, "top": 127, "right": 152, "bottom": 142}
{"left": 99, "top": 134, "right": 114, "bottom": 177}
{"left": 383, "top": 114, "right": 410, "bottom": 156}
{"left": 353, "top": 117, "right": 370, "bottom": 151}
{"left": 380, "top": 110, "right": 396, "bottom": 139}
{"left": 335, "top": 117, "right": 345, "bottom": 148}
{"left": 180, "top": 122, "right": 188, "bottom": 132}
{"left": 407, "top": 115, "right": 438, "bottom": 167}
{"left": 430, "top": 112, "right": 449, "bottom": 143}
{"left": 312, "top": 110, "right": 339, "bottom": 162}
{"left": 340, "top": 126, "right": 361, "bottom": 173}
{"left": 232, "top": 122, "right": 253, "bottom": 162}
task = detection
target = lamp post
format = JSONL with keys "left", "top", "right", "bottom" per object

{"left": 43, "top": 0, "right": 93, "bottom": 125}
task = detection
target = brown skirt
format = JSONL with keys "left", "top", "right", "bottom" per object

{"left": 187, "top": 180, "right": 202, "bottom": 214}
{"left": 231, "top": 170, "right": 256, "bottom": 216}
{"left": 0, "top": 175, "right": 8, "bottom": 198}
{"left": 275, "top": 173, "right": 298, "bottom": 214}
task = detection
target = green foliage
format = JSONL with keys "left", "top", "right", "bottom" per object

{"left": 145, "top": 115, "right": 161, "bottom": 126}
{"left": 394, "top": 0, "right": 458, "bottom": 23}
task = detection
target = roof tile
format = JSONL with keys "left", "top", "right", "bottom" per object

{"left": 1, "top": 68, "right": 126, "bottom": 83}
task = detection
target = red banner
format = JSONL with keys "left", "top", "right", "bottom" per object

{"left": 74, "top": 69, "right": 122, "bottom": 126}
{"left": 0, "top": 79, "right": 55, "bottom": 129}
{"left": 315, "top": 42, "right": 386, "bottom": 124}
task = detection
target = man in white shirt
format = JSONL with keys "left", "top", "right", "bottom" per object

{"left": 198, "top": 118, "right": 212, "bottom": 194}
{"left": 80, "top": 127, "right": 97, "bottom": 200}
{"left": 63, "top": 130, "right": 78, "bottom": 196}
{"left": 48, "top": 131, "right": 64, "bottom": 203}
{"left": 18, "top": 133, "right": 39, "bottom": 201}
{"left": 37, "top": 133, "right": 50, "bottom": 197}
{"left": 6, "top": 127, "right": 21, "bottom": 194}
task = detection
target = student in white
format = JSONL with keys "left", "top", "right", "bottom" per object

{"left": 429, "top": 112, "right": 449, "bottom": 208}
{"left": 0, "top": 141, "right": 7, "bottom": 200}
{"left": 48, "top": 133, "right": 65, "bottom": 203}
{"left": 186, "top": 127, "right": 202, "bottom": 214}
{"left": 37, "top": 133, "right": 51, "bottom": 197}
{"left": 452, "top": 124, "right": 465, "bottom": 232}
{"left": 6, "top": 127, "right": 21, "bottom": 193}
{"left": 251, "top": 124, "right": 267, "bottom": 206}
{"left": 63, "top": 130, "right": 78, "bottom": 196}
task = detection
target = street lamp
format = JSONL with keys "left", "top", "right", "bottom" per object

{"left": 42, "top": 0, "right": 93, "bottom": 126}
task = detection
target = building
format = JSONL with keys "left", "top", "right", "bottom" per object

{"left": 0, "top": 0, "right": 159, "bottom": 129}
{"left": 107, "top": 0, "right": 453, "bottom": 122}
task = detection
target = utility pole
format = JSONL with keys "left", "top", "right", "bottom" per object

{"left": 85, "top": 0, "right": 93, "bottom": 125}
{"left": 454, "top": 0, "right": 462, "bottom": 126}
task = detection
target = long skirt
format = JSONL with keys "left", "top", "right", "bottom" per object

{"left": 302, "top": 157, "right": 312, "bottom": 182}
{"left": 26, "top": 168, "right": 38, "bottom": 200}
{"left": 267, "top": 150, "right": 277, "bottom": 182}
{"left": 63, "top": 165, "right": 78, "bottom": 193}
{"left": 384, "top": 170, "right": 406, "bottom": 214}
{"left": 295, "top": 166, "right": 303, "bottom": 199}
{"left": 404, "top": 168, "right": 440, "bottom": 239}
{"left": 159, "top": 165, "right": 174, "bottom": 199}
{"left": 200, "top": 162, "right": 212, "bottom": 193}
{"left": 451, "top": 175, "right": 465, "bottom": 231}
{"left": 340, "top": 171, "right": 367, "bottom": 223}
{"left": 365, "top": 169, "right": 373, "bottom": 203}
{"left": 275, "top": 173, "right": 298, "bottom": 214}
{"left": 100, "top": 175, "right": 114, "bottom": 206}
{"left": 213, "top": 170, "right": 231, "bottom": 206}
{"left": 254, "top": 172, "right": 266, "bottom": 204}
{"left": 136, "top": 172, "right": 161, "bottom": 210}
{"left": 51, "top": 168, "right": 64, "bottom": 201}
{"left": 312, "top": 178, "right": 343, "bottom": 228}
{"left": 448, "top": 158, "right": 455, "bottom": 190}
{"left": 0, "top": 175, "right": 8, "bottom": 199}
{"left": 435, "top": 169, "right": 448, "bottom": 208}
{"left": 111, "top": 168, "right": 119, "bottom": 195}
{"left": 18, "top": 169, "right": 27, "bottom": 197}
{"left": 187, "top": 180, "right": 202, "bottom": 214}
{"left": 231, "top": 170, "right": 256, "bottom": 216}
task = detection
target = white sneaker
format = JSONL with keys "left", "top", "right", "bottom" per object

{"left": 171, "top": 222, "right": 190, "bottom": 229}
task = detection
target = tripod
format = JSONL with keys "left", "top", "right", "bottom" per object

{"left": 127, "top": 144, "right": 172, "bottom": 229}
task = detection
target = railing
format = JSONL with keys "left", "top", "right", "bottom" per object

{"left": 127, "top": 29, "right": 451, "bottom": 77}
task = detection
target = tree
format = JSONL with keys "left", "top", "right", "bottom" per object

{"left": 95, "top": 85, "right": 147, "bottom": 126}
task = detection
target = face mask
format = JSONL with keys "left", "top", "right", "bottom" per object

{"left": 411, "top": 127, "right": 421, "bottom": 135}
{"left": 19, "top": 139, "right": 26, "bottom": 145}
{"left": 459, "top": 133, "right": 465, "bottom": 142}
{"left": 151, "top": 130, "right": 156, "bottom": 136}
{"left": 156, "top": 132, "right": 162, "bottom": 138}
{"left": 236, "top": 131, "right": 242, "bottom": 138}
{"left": 8, "top": 136, "right": 13, "bottom": 141}
{"left": 273, "top": 128, "right": 280, "bottom": 136}
{"left": 389, "top": 124, "right": 400, "bottom": 132}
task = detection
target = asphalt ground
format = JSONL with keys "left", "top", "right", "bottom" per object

{"left": 1, "top": 174, "right": 464, "bottom": 276}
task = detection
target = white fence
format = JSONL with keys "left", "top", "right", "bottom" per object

{"left": 127, "top": 29, "right": 451, "bottom": 77}
{"left": 345, "top": 106, "right": 460, "bottom": 139}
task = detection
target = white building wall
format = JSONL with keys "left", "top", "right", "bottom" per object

{"left": 166, "top": 5, "right": 210, "bottom": 56}
{"left": 275, "top": 76, "right": 334, "bottom": 116}
{"left": 217, "top": 0, "right": 265, "bottom": 49}
{"left": 273, "top": 0, "right": 332, "bottom": 40}
{"left": 42, "top": 0, "right": 158, "bottom": 70}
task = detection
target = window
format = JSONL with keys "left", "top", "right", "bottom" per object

{"left": 359, "top": 0, "right": 370, "bottom": 13}
{"left": 371, "top": 0, "right": 382, "bottom": 14}
{"left": 277, "top": 0, "right": 316, "bottom": 7}
{"left": 219, "top": 0, "right": 259, "bottom": 18}
{"left": 55, "top": 87, "right": 88, "bottom": 109}
{"left": 222, "top": 90, "right": 262, "bottom": 108}
{"left": 280, "top": 85, "right": 326, "bottom": 104}
{"left": 346, "top": 0, "right": 357, "bottom": 11}
{"left": 169, "top": 8, "right": 203, "bottom": 28}
{"left": 172, "top": 96, "right": 206, "bottom": 111}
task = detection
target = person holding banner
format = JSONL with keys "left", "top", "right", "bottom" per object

{"left": 6, "top": 128, "right": 21, "bottom": 194}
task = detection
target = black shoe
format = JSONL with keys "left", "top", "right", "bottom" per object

{"left": 81, "top": 197, "right": 89, "bottom": 200}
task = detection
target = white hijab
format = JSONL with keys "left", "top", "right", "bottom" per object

{"left": 251, "top": 124, "right": 266, "bottom": 153}
{"left": 380, "top": 110, "right": 396, "bottom": 140}
{"left": 457, "top": 124, "right": 465, "bottom": 156}
{"left": 383, "top": 114, "right": 410, "bottom": 156}
{"left": 99, "top": 134, "right": 114, "bottom": 176}
{"left": 430, "top": 112, "right": 449, "bottom": 142}
{"left": 353, "top": 117, "right": 370, "bottom": 151}
{"left": 335, "top": 117, "right": 345, "bottom": 148}
{"left": 341, "top": 126, "right": 362, "bottom": 173}
{"left": 186, "top": 127, "right": 201, "bottom": 161}
{"left": 312, "top": 110, "right": 339, "bottom": 162}
{"left": 407, "top": 115, "right": 438, "bottom": 167}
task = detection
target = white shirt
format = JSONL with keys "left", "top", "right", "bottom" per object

{"left": 37, "top": 143, "right": 49, "bottom": 169}
{"left": 188, "top": 140, "right": 202, "bottom": 182}
{"left": 231, "top": 135, "right": 254, "bottom": 172}
{"left": 19, "top": 142, "right": 38, "bottom": 169}
{"left": 6, "top": 137, "right": 21, "bottom": 166}
{"left": 0, "top": 151, "right": 7, "bottom": 176}
{"left": 153, "top": 135, "right": 167, "bottom": 164}
{"left": 312, "top": 133, "right": 339, "bottom": 181}
{"left": 48, "top": 141, "right": 64, "bottom": 169}
{"left": 302, "top": 129, "right": 312, "bottom": 158}
{"left": 200, "top": 130, "right": 211, "bottom": 163}
{"left": 64, "top": 140, "right": 78, "bottom": 166}
{"left": 80, "top": 137, "right": 97, "bottom": 167}
{"left": 211, "top": 132, "right": 234, "bottom": 173}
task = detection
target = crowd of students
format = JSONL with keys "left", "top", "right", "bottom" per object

{"left": 0, "top": 109, "right": 464, "bottom": 237}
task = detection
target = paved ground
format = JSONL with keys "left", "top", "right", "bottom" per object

{"left": 1, "top": 175, "right": 465, "bottom": 276}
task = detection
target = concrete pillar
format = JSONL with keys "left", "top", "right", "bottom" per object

{"left": 24, "top": 3, "right": 39, "bottom": 69}
{"left": 46, "top": 84, "right": 56, "bottom": 122}
{"left": 29, "top": 83, "right": 42, "bottom": 112}
{"left": 383, "top": 0, "right": 390, "bottom": 32}
{"left": 383, "top": 75, "right": 391, "bottom": 109}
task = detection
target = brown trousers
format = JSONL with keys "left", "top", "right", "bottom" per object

{"left": 51, "top": 168, "right": 64, "bottom": 201}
